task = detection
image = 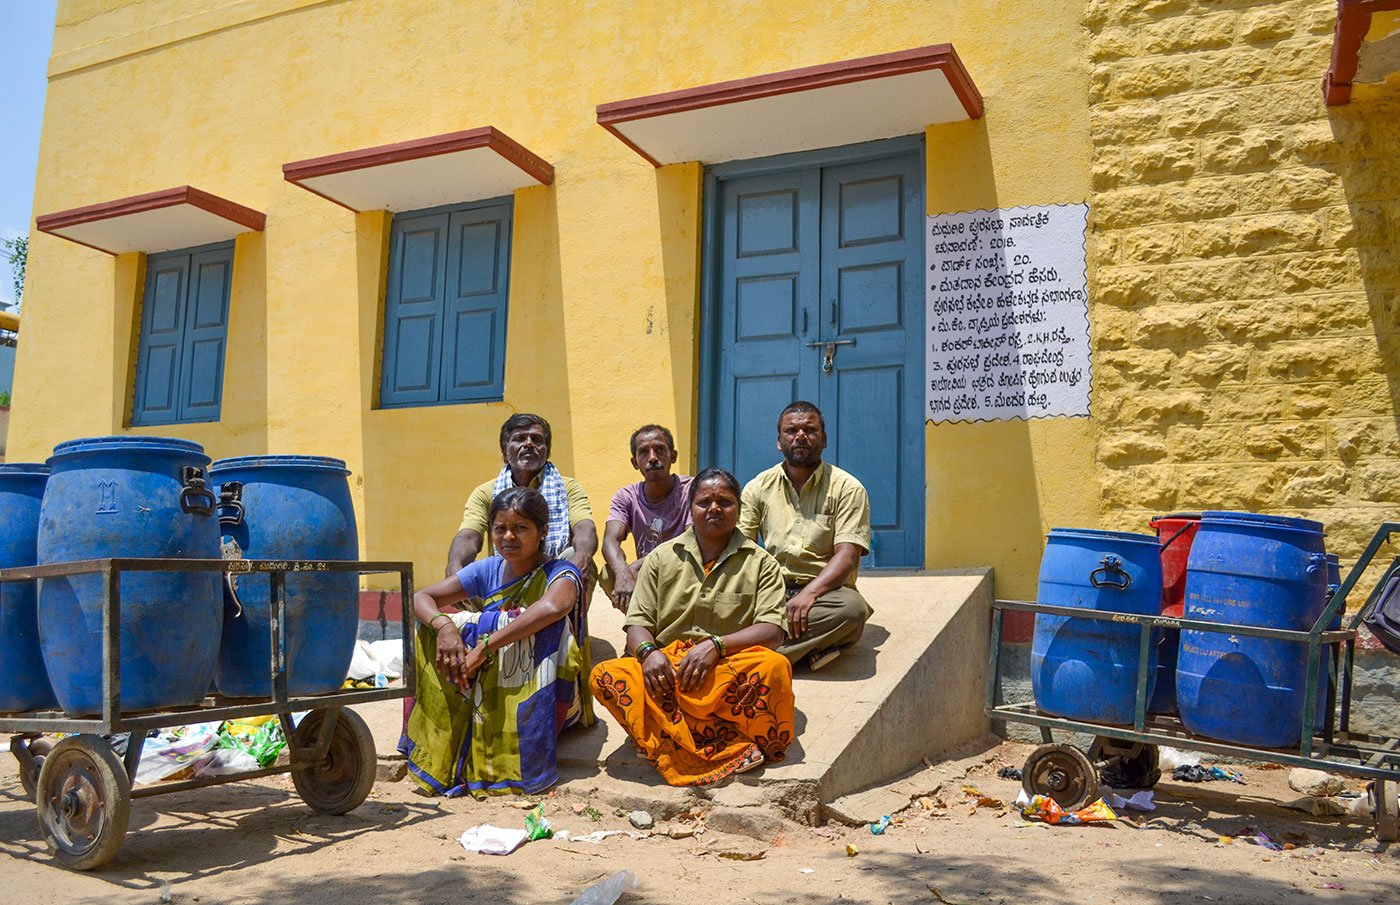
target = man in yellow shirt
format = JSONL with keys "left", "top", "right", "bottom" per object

{"left": 738, "top": 401, "right": 873, "bottom": 670}
{"left": 445, "top": 413, "right": 598, "bottom": 585}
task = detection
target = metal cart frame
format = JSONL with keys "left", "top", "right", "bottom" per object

{"left": 1, "top": 556, "right": 415, "bottom": 869}
{"left": 986, "top": 523, "right": 1400, "bottom": 842}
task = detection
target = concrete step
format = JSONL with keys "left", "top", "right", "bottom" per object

{"left": 560, "top": 569, "right": 993, "bottom": 810}
{"left": 354, "top": 568, "right": 993, "bottom": 817}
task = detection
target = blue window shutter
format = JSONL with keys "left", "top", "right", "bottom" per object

{"left": 133, "top": 251, "right": 191, "bottom": 425}
{"left": 381, "top": 211, "right": 449, "bottom": 407}
{"left": 177, "top": 245, "right": 234, "bottom": 422}
{"left": 441, "top": 202, "right": 510, "bottom": 403}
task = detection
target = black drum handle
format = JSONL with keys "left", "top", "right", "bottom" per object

{"left": 1159, "top": 521, "right": 1195, "bottom": 551}
{"left": 1090, "top": 555, "right": 1132, "bottom": 590}
{"left": 179, "top": 466, "right": 217, "bottom": 516}
{"left": 218, "top": 481, "right": 245, "bottom": 528}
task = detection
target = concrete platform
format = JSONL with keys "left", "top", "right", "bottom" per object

{"left": 356, "top": 569, "right": 992, "bottom": 816}
{"left": 560, "top": 569, "right": 993, "bottom": 805}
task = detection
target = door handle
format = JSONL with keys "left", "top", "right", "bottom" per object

{"left": 805, "top": 338, "right": 856, "bottom": 374}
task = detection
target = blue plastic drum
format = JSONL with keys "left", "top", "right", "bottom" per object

{"left": 1176, "top": 511, "right": 1328, "bottom": 748}
{"left": 0, "top": 464, "right": 56, "bottom": 712}
{"left": 38, "top": 437, "right": 222, "bottom": 714}
{"left": 210, "top": 455, "right": 359, "bottom": 697}
{"left": 1032, "top": 528, "right": 1163, "bottom": 725}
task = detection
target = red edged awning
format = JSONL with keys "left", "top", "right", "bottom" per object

{"left": 283, "top": 127, "right": 554, "bottom": 212}
{"left": 597, "top": 44, "right": 983, "bottom": 167}
{"left": 35, "top": 186, "right": 265, "bottom": 255}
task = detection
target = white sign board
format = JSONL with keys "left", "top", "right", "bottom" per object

{"left": 925, "top": 204, "right": 1091, "bottom": 423}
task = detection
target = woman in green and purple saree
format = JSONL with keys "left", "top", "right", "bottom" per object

{"left": 400, "top": 487, "right": 584, "bottom": 797}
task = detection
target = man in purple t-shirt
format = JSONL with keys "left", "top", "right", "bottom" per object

{"left": 599, "top": 424, "right": 694, "bottom": 612}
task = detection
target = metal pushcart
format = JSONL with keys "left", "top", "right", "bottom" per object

{"left": 986, "top": 523, "right": 1400, "bottom": 842}
{"left": 2, "top": 556, "right": 415, "bottom": 869}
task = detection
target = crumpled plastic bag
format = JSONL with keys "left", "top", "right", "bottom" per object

{"left": 347, "top": 639, "right": 405, "bottom": 681}
{"left": 135, "top": 723, "right": 222, "bottom": 784}
{"left": 459, "top": 824, "right": 530, "bottom": 855}
{"left": 1107, "top": 790, "right": 1156, "bottom": 812}
{"left": 525, "top": 804, "right": 553, "bottom": 840}
{"left": 193, "top": 746, "right": 260, "bottom": 777}
{"left": 1015, "top": 789, "right": 1118, "bottom": 825}
{"left": 217, "top": 716, "right": 286, "bottom": 767}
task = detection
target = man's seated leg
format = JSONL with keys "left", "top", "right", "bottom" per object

{"left": 776, "top": 586, "right": 873, "bottom": 665}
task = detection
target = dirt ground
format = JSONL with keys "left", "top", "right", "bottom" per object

{"left": 2, "top": 734, "right": 1396, "bottom": 905}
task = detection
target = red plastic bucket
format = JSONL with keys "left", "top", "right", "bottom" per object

{"left": 1149, "top": 513, "right": 1201, "bottom": 617}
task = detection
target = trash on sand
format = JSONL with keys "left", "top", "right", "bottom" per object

{"left": 569, "top": 869, "right": 640, "bottom": 905}
{"left": 1107, "top": 790, "right": 1156, "bottom": 812}
{"left": 1158, "top": 746, "right": 1200, "bottom": 769}
{"left": 1232, "top": 827, "right": 1283, "bottom": 851}
{"left": 525, "top": 804, "right": 553, "bottom": 840}
{"left": 1014, "top": 789, "right": 1118, "bottom": 825}
{"left": 926, "top": 884, "right": 976, "bottom": 905}
{"left": 798, "top": 868, "right": 815, "bottom": 874}
{"left": 1172, "top": 764, "right": 1245, "bottom": 784}
{"left": 998, "top": 766, "right": 1022, "bottom": 780}
{"left": 969, "top": 795, "right": 1004, "bottom": 814}
{"left": 1282, "top": 796, "right": 1349, "bottom": 817}
{"left": 459, "top": 824, "right": 530, "bottom": 855}
{"left": 917, "top": 796, "right": 937, "bottom": 811}
{"left": 845, "top": 843, "right": 859, "bottom": 856}
{"left": 1316, "top": 883, "right": 1346, "bottom": 891}
{"left": 870, "top": 815, "right": 892, "bottom": 835}
{"left": 562, "top": 829, "right": 648, "bottom": 844}
{"left": 136, "top": 723, "right": 223, "bottom": 784}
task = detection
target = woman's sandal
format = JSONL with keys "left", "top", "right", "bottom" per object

{"left": 733, "top": 745, "right": 766, "bottom": 775}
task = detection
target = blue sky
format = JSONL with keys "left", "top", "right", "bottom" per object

{"left": 1, "top": 0, "right": 58, "bottom": 305}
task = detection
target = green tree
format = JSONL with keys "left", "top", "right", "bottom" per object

{"left": 2, "top": 235, "right": 26, "bottom": 304}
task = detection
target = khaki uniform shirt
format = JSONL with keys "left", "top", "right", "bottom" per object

{"left": 625, "top": 529, "right": 787, "bottom": 646}
{"left": 738, "top": 461, "right": 871, "bottom": 588}
{"left": 457, "top": 470, "right": 593, "bottom": 555}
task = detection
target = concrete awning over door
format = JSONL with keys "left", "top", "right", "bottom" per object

{"left": 596, "top": 44, "right": 983, "bottom": 167}
{"left": 35, "top": 186, "right": 266, "bottom": 255}
{"left": 282, "top": 127, "right": 554, "bottom": 212}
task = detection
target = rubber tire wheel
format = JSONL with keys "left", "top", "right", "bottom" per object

{"left": 292, "top": 708, "right": 377, "bottom": 815}
{"left": 1097, "top": 738, "right": 1162, "bottom": 789}
{"left": 1023, "top": 743, "right": 1098, "bottom": 811}
{"left": 1375, "top": 780, "right": 1399, "bottom": 843}
{"left": 36, "top": 734, "right": 131, "bottom": 871}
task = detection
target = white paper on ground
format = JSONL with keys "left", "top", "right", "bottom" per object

{"left": 459, "top": 824, "right": 530, "bottom": 855}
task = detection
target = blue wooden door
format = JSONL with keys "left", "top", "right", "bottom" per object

{"left": 705, "top": 142, "right": 924, "bottom": 567}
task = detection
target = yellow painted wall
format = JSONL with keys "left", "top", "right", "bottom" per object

{"left": 1084, "top": 0, "right": 1400, "bottom": 592}
{"left": 14, "top": 0, "right": 1100, "bottom": 594}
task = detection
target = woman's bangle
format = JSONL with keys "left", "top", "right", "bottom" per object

{"left": 480, "top": 633, "right": 492, "bottom": 658}
{"left": 634, "top": 641, "right": 659, "bottom": 662}
{"left": 709, "top": 634, "right": 727, "bottom": 659}
{"left": 429, "top": 613, "right": 453, "bottom": 632}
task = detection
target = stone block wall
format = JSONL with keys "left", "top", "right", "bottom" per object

{"left": 1085, "top": 0, "right": 1400, "bottom": 586}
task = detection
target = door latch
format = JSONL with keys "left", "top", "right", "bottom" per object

{"left": 805, "top": 338, "right": 856, "bottom": 374}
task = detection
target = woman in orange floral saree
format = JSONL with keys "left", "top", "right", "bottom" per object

{"left": 589, "top": 468, "right": 795, "bottom": 787}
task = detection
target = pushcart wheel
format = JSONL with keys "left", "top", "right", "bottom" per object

{"left": 293, "top": 708, "right": 376, "bottom": 815}
{"left": 1023, "top": 743, "right": 1098, "bottom": 810}
{"left": 19, "top": 762, "right": 38, "bottom": 800}
{"left": 36, "top": 735, "right": 131, "bottom": 870}
{"left": 1374, "top": 780, "right": 1398, "bottom": 843}
{"left": 1094, "top": 737, "right": 1161, "bottom": 789}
